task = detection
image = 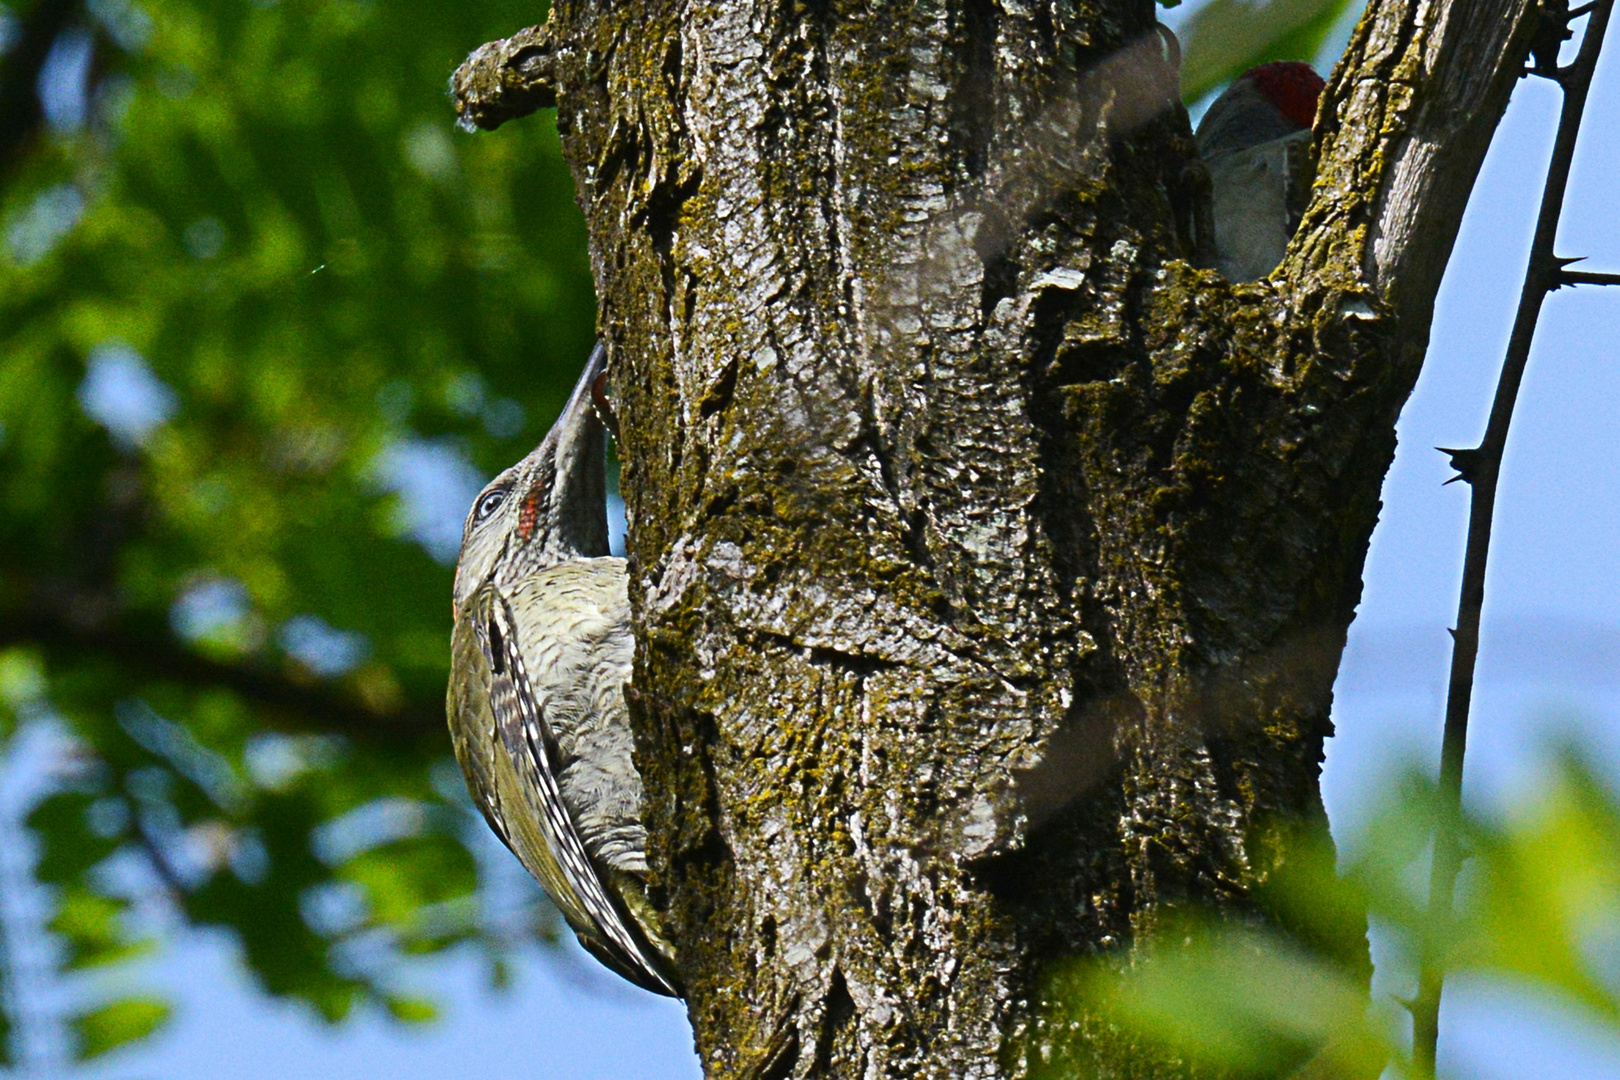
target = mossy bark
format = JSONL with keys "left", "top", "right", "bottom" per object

{"left": 531, "top": 0, "right": 1543, "bottom": 1075}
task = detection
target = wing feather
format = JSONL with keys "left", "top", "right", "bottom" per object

{"left": 485, "top": 594, "right": 678, "bottom": 996}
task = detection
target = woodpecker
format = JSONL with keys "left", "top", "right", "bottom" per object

{"left": 447, "top": 344, "right": 680, "bottom": 996}
{"left": 1195, "top": 61, "right": 1326, "bottom": 283}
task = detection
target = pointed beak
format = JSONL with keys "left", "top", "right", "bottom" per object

{"left": 526, "top": 343, "right": 610, "bottom": 558}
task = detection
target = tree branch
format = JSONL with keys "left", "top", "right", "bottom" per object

{"left": 0, "top": 607, "right": 443, "bottom": 741}
{"left": 450, "top": 22, "right": 559, "bottom": 133}
{"left": 1414, "top": 3, "right": 1615, "bottom": 1075}
{"left": 1294, "top": 0, "right": 1543, "bottom": 327}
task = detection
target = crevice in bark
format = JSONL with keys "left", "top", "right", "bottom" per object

{"left": 807, "top": 644, "right": 900, "bottom": 678}
{"left": 643, "top": 168, "right": 702, "bottom": 340}
{"left": 750, "top": 1009, "right": 801, "bottom": 1080}
{"left": 949, "top": 0, "right": 999, "bottom": 183}
{"left": 977, "top": 239, "right": 1021, "bottom": 321}
{"left": 811, "top": 970, "right": 857, "bottom": 1076}
{"left": 698, "top": 354, "right": 739, "bottom": 419}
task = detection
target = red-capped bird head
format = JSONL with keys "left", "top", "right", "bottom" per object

{"left": 1195, "top": 61, "right": 1326, "bottom": 159}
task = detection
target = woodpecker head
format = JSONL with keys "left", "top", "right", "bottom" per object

{"left": 1195, "top": 61, "right": 1325, "bottom": 160}
{"left": 453, "top": 344, "right": 611, "bottom": 611}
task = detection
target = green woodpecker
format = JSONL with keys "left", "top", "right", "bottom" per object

{"left": 447, "top": 344, "right": 679, "bottom": 996}
{"left": 1196, "top": 61, "right": 1326, "bottom": 283}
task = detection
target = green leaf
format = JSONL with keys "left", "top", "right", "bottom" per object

{"left": 1051, "top": 754, "right": 1620, "bottom": 1078}
{"left": 1463, "top": 754, "right": 1620, "bottom": 1024}
{"left": 48, "top": 886, "right": 153, "bottom": 971}
{"left": 184, "top": 789, "right": 366, "bottom": 1019}
{"left": 1179, "top": 0, "right": 1361, "bottom": 102}
{"left": 383, "top": 994, "right": 440, "bottom": 1024}
{"left": 70, "top": 996, "right": 173, "bottom": 1061}
{"left": 341, "top": 834, "right": 478, "bottom": 932}
{"left": 0, "top": 649, "right": 46, "bottom": 716}
{"left": 1057, "top": 916, "right": 1390, "bottom": 1079}
{"left": 1250, "top": 815, "right": 1374, "bottom": 983}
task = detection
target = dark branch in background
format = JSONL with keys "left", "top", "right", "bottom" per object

{"left": 130, "top": 810, "right": 188, "bottom": 898}
{"left": 0, "top": 0, "right": 83, "bottom": 177}
{"left": 0, "top": 607, "right": 444, "bottom": 742}
{"left": 1416, "top": 3, "right": 1616, "bottom": 1075}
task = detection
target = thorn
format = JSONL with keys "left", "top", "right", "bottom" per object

{"left": 1544, "top": 254, "right": 1586, "bottom": 290}
{"left": 1524, "top": 56, "right": 1573, "bottom": 82}
{"left": 1436, "top": 445, "right": 1486, "bottom": 485}
{"left": 1447, "top": 627, "right": 1457, "bottom": 640}
{"left": 1394, "top": 993, "right": 1419, "bottom": 1016}
{"left": 1528, "top": 0, "right": 1577, "bottom": 77}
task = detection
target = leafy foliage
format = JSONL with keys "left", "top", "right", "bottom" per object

{"left": 0, "top": 0, "right": 591, "bottom": 1066}
{"left": 69, "top": 996, "right": 171, "bottom": 1060}
{"left": 1038, "top": 755, "right": 1620, "bottom": 1078}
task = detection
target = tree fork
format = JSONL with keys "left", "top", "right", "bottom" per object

{"left": 457, "top": 0, "right": 1546, "bottom": 1075}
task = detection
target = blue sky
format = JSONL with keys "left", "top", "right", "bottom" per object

{"left": 6, "top": 7, "right": 1620, "bottom": 1080}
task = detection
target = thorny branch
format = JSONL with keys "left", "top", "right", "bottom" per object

{"left": 1416, "top": 1, "right": 1616, "bottom": 1074}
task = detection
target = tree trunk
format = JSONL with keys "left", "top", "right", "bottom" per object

{"left": 519, "top": 0, "right": 1541, "bottom": 1074}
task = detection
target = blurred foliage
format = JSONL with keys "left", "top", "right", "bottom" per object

{"left": 0, "top": 0, "right": 595, "bottom": 1068}
{"left": 70, "top": 996, "right": 171, "bottom": 1060}
{"left": 1035, "top": 753, "right": 1620, "bottom": 1079}
{"left": 1177, "top": 0, "right": 1361, "bottom": 102}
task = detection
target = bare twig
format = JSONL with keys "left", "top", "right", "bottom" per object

{"left": 1559, "top": 268, "right": 1620, "bottom": 286}
{"left": 1415, "top": 2, "right": 1616, "bottom": 1075}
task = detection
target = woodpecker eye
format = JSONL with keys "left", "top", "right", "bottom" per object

{"left": 474, "top": 488, "right": 509, "bottom": 523}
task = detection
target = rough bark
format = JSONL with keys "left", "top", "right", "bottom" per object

{"left": 499, "top": 0, "right": 1542, "bottom": 1075}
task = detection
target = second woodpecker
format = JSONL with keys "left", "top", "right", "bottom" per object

{"left": 1196, "top": 61, "right": 1327, "bottom": 283}
{"left": 447, "top": 344, "right": 679, "bottom": 996}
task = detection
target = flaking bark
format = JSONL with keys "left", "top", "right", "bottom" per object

{"left": 480, "top": 0, "right": 1545, "bottom": 1075}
